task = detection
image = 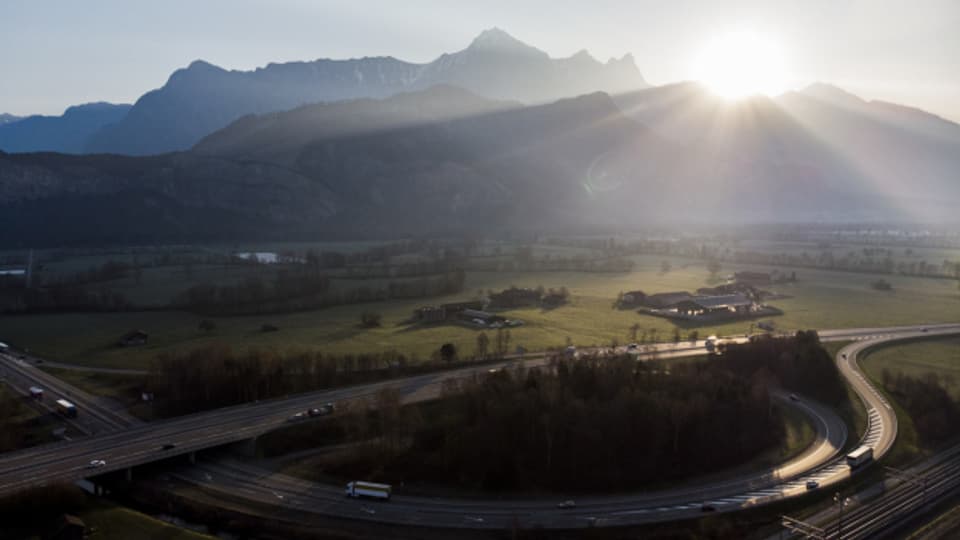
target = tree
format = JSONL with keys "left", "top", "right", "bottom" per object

{"left": 661, "top": 260, "right": 672, "bottom": 273}
{"left": 871, "top": 279, "right": 893, "bottom": 291}
{"left": 198, "top": 319, "right": 216, "bottom": 333}
{"left": 628, "top": 323, "right": 640, "bottom": 342}
{"left": 495, "top": 328, "right": 512, "bottom": 356}
{"left": 360, "top": 311, "right": 382, "bottom": 328}
{"left": 672, "top": 327, "right": 682, "bottom": 344}
{"left": 707, "top": 259, "right": 722, "bottom": 280}
{"left": 440, "top": 343, "right": 458, "bottom": 363}
{"left": 475, "top": 332, "right": 490, "bottom": 358}
{"left": 688, "top": 330, "right": 700, "bottom": 344}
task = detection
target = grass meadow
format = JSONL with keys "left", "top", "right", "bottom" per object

{"left": 1, "top": 251, "right": 957, "bottom": 370}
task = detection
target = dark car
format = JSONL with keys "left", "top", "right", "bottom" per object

{"left": 319, "top": 402, "right": 336, "bottom": 415}
{"left": 701, "top": 504, "right": 716, "bottom": 513}
{"left": 161, "top": 443, "right": 177, "bottom": 450}
{"left": 307, "top": 408, "right": 322, "bottom": 417}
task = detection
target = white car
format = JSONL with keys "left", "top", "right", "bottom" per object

{"left": 88, "top": 459, "right": 106, "bottom": 468}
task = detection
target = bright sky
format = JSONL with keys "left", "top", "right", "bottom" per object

{"left": 2, "top": 0, "right": 959, "bottom": 122}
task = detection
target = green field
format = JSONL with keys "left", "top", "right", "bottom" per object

{"left": 0, "top": 386, "right": 61, "bottom": 450}
{"left": 1, "top": 251, "right": 958, "bottom": 370}
{"left": 859, "top": 337, "right": 960, "bottom": 462}
{"left": 80, "top": 500, "right": 213, "bottom": 540}
{"left": 860, "top": 337, "right": 960, "bottom": 400}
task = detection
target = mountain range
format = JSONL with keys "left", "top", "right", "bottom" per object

{"left": 1, "top": 28, "right": 958, "bottom": 247}
{"left": 2, "top": 79, "right": 959, "bottom": 247}
{"left": 0, "top": 28, "right": 642, "bottom": 156}
{"left": 0, "top": 103, "right": 130, "bottom": 154}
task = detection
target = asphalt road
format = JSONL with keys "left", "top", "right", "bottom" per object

{"left": 1, "top": 323, "right": 959, "bottom": 529}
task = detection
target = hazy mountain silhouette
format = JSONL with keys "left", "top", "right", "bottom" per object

{"left": 83, "top": 28, "right": 647, "bottom": 156}
{"left": 0, "top": 103, "right": 130, "bottom": 154}
{"left": 2, "top": 83, "right": 959, "bottom": 247}
{"left": 0, "top": 114, "right": 22, "bottom": 126}
{"left": 613, "top": 82, "right": 960, "bottom": 222}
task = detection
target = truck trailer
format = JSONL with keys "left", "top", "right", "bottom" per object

{"left": 55, "top": 399, "right": 77, "bottom": 418}
{"left": 846, "top": 445, "right": 873, "bottom": 468}
{"left": 345, "top": 481, "right": 392, "bottom": 500}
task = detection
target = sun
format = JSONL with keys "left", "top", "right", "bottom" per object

{"left": 692, "top": 30, "right": 791, "bottom": 99}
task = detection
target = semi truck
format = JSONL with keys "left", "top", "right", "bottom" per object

{"left": 56, "top": 399, "right": 78, "bottom": 418}
{"left": 345, "top": 481, "right": 392, "bottom": 500}
{"left": 846, "top": 445, "right": 873, "bottom": 468}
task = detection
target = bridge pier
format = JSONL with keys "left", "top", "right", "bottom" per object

{"left": 188, "top": 451, "right": 196, "bottom": 465}
{"left": 230, "top": 436, "right": 259, "bottom": 459}
{"left": 125, "top": 467, "right": 133, "bottom": 482}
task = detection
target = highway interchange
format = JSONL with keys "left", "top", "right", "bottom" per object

{"left": 2, "top": 323, "right": 960, "bottom": 531}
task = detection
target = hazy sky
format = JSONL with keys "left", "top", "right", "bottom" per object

{"left": 3, "top": 0, "right": 959, "bottom": 121}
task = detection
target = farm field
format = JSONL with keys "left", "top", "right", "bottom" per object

{"left": 860, "top": 337, "right": 960, "bottom": 401}
{"left": 858, "top": 337, "right": 960, "bottom": 463}
{"left": 79, "top": 500, "right": 214, "bottom": 540}
{"left": 1, "top": 250, "right": 958, "bottom": 370}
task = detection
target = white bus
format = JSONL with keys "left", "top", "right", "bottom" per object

{"left": 56, "top": 399, "right": 78, "bottom": 418}
{"left": 846, "top": 445, "right": 873, "bottom": 468}
{"left": 345, "top": 481, "right": 392, "bottom": 500}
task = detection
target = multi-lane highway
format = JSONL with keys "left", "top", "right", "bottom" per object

{"left": 2, "top": 323, "right": 959, "bottom": 530}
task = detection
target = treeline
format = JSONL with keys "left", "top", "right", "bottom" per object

{"left": 465, "top": 253, "right": 635, "bottom": 273}
{"left": 715, "top": 330, "right": 849, "bottom": 407}
{"left": 545, "top": 237, "right": 960, "bottom": 281}
{"left": 146, "top": 344, "right": 480, "bottom": 418}
{"left": 725, "top": 249, "right": 960, "bottom": 280}
{"left": 1, "top": 284, "right": 131, "bottom": 314}
{"left": 336, "top": 260, "right": 467, "bottom": 280}
{"left": 882, "top": 370, "right": 960, "bottom": 445}
{"left": 330, "top": 355, "right": 784, "bottom": 492}
{"left": 176, "top": 269, "right": 466, "bottom": 315}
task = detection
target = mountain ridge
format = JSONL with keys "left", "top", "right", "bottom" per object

{"left": 82, "top": 28, "right": 647, "bottom": 156}
{"left": 0, "top": 102, "right": 131, "bottom": 154}
{"left": 3, "top": 82, "right": 959, "bottom": 247}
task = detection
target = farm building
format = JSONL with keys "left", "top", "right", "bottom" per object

{"left": 118, "top": 330, "right": 149, "bottom": 347}
{"left": 459, "top": 309, "right": 507, "bottom": 326}
{"left": 641, "top": 291, "right": 693, "bottom": 308}
{"left": 671, "top": 294, "right": 757, "bottom": 317}
{"left": 488, "top": 287, "right": 541, "bottom": 308}
{"left": 620, "top": 290, "right": 647, "bottom": 306}
{"left": 413, "top": 300, "right": 485, "bottom": 322}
